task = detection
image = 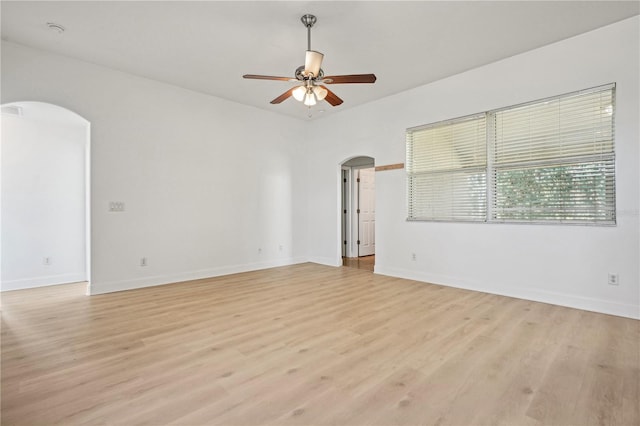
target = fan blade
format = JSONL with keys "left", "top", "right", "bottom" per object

{"left": 320, "top": 86, "right": 343, "bottom": 106}
{"left": 270, "top": 88, "right": 295, "bottom": 104}
{"left": 243, "top": 74, "right": 292, "bottom": 81}
{"left": 323, "top": 74, "right": 377, "bottom": 84}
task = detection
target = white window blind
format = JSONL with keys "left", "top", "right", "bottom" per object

{"left": 407, "top": 114, "right": 487, "bottom": 221}
{"left": 406, "top": 83, "right": 615, "bottom": 225}
{"left": 491, "top": 84, "right": 615, "bottom": 223}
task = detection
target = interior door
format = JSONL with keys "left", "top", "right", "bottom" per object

{"left": 357, "top": 167, "right": 375, "bottom": 257}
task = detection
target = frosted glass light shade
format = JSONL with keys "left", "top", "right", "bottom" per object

{"left": 304, "top": 50, "right": 324, "bottom": 77}
{"left": 303, "top": 92, "right": 317, "bottom": 106}
{"left": 313, "top": 85, "right": 327, "bottom": 101}
{"left": 292, "top": 85, "right": 306, "bottom": 101}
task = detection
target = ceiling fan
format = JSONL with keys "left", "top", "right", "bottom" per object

{"left": 243, "top": 14, "right": 376, "bottom": 108}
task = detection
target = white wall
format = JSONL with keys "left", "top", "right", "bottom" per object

{"left": 307, "top": 16, "right": 640, "bottom": 319}
{"left": 1, "top": 103, "right": 88, "bottom": 290}
{"left": 1, "top": 41, "right": 309, "bottom": 294}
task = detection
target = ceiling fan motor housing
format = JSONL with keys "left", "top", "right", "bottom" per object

{"left": 295, "top": 66, "right": 324, "bottom": 81}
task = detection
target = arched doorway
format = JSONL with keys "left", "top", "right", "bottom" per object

{"left": 340, "top": 156, "right": 375, "bottom": 271}
{"left": 1, "top": 102, "right": 91, "bottom": 292}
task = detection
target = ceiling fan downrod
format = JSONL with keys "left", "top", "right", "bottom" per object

{"left": 299, "top": 14, "right": 323, "bottom": 79}
{"left": 300, "top": 14, "right": 317, "bottom": 51}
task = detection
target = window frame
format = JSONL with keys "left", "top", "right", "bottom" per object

{"left": 406, "top": 113, "right": 488, "bottom": 222}
{"left": 406, "top": 83, "right": 616, "bottom": 226}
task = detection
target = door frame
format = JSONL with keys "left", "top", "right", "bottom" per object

{"left": 341, "top": 167, "right": 352, "bottom": 257}
{"left": 339, "top": 156, "right": 375, "bottom": 259}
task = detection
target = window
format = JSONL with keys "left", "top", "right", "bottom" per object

{"left": 407, "top": 83, "right": 615, "bottom": 224}
{"left": 406, "top": 114, "right": 487, "bottom": 221}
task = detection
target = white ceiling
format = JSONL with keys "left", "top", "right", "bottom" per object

{"left": 2, "top": 1, "right": 638, "bottom": 121}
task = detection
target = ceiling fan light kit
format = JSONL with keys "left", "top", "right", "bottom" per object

{"left": 243, "top": 14, "right": 376, "bottom": 110}
{"left": 292, "top": 82, "right": 327, "bottom": 106}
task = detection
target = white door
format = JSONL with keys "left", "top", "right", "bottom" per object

{"left": 357, "top": 168, "right": 375, "bottom": 256}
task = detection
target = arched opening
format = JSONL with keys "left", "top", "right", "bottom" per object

{"left": 340, "top": 156, "right": 375, "bottom": 271}
{"left": 1, "top": 101, "right": 91, "bottom": 293}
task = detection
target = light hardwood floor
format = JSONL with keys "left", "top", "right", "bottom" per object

{"left": 342, "top": 255, "right": 375, "bottom": 272}
{"left": 1, "top": 263, "right": 638, "bottom": 425}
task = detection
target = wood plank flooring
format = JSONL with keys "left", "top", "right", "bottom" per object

{"left": 1, "top": 263, "right": 638, "bottom": 425}
{"left": 342, "top": 255, "right": 375, "bottom": 272}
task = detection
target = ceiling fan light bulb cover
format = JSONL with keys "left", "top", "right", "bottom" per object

{"left": 313, "top": 85, "right": 328, "bottom": 101}
{"left": 292, "top": 85, "right": 306, "bottom": 101}
{"left": 304, "top": 93, "right": 317, "bottom": 106}
{"left": 304, "top": 50, "right": 324, "bottom": 77}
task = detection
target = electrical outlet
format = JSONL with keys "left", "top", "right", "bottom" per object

{"left": 140, "top": 257, "right": 147, "bottom": 267}
{"left": 43, "top": 257, "right": 51, "bottom": 265}
{"left": 258, "top": 248, "right": 262, "bottom": 254}
{"left": 279, "top": 245, "right": 283, "bottom": 251}
{"left": 411, "top": 253, "right": 417, "bottom": 261}
{"left": 108, "top": 201, "right": 125, "bottom": 212}
{"left": 607, "top": 273, "right": 619, "bottom": 286}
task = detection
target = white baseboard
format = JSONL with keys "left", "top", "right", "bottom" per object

{"left": 1, "top": 273, "right": 87, "bottom": 291}
{"left": 15, "top": 260, "right": 633, "bottom": 320}
{"left": 374, "top": 265, "right": 640, "bottom": 320}
{"left": 89, "top": 257, "right": 308, "bottom": 295}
